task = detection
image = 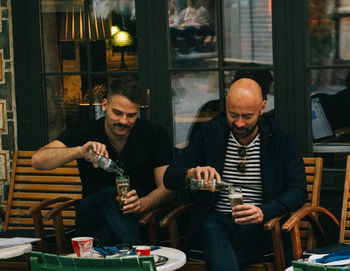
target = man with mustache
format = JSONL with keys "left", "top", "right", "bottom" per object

{"left": 32, "top": 76, "right": 175, "bottom": 246}
{"left": 163, "top": 77, "right": 307, "bottom": 270}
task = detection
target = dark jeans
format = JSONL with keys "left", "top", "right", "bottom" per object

{"left": 75, "top": 186, "right": 142, "bottom": 246}
{"left": 199, "top": 211, "right": 271, "bottom": 271}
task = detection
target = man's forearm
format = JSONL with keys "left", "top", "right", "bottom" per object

{"left": 140, "top": 185, "right": 176, "bottom": 213}
{"left": 32, "top": 145, "right": 82, "bottom": 170}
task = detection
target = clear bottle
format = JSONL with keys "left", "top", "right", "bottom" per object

{"left": 189, "top": 178, "right": 232, "bottom": 192}
{"left": 84, "top": 148, "right": 124, "bottom": 175}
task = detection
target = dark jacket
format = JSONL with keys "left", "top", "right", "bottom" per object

{"left": 164, "top": 112, "right": 307, "bottom": 243}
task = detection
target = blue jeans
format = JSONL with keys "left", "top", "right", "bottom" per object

{"left": 199, "top": 211, "right": 271, "bottom": 271}
{"left": 75, "top": 186, "right": 142, "bottom": 246}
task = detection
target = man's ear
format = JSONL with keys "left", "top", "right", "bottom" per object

{"left": 102, "top": 98, "right": 108, "bottom": 112}
{"left": 260, "top": 100, "right": 266, "bottom": 115}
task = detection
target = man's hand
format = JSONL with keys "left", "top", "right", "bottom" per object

{"left": 232, "top": 204, "right": 264, "bottom": 224}
{"left": 81, "top": 141, "right": 109, "bottom": 169}
{"left": 118, "top": 190, "right": 142, "bottom": 214}
{"left": 186, "top": 166, "right": 221, "bottom": 184}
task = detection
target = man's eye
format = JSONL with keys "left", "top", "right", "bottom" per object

{"left": 127, "top": 114, "right": 137, "bottom": 118}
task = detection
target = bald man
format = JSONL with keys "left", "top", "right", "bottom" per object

{"left": 164, "top": 78, "right": 307, "bottom": 270}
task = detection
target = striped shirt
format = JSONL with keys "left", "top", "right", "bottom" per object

{"left": 213, "top": 132, "right": 263, "bottom": 213}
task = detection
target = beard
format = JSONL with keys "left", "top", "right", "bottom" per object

{"left": 231, "top": 118, "right": 259, "bottom": 139}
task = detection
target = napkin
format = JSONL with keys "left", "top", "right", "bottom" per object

{"left": 315, "top": 249, "right": 350, "bottom": 263}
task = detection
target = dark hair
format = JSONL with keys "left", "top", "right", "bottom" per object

{"left": 106, "top": 76, "right": 142, "bottom": 105}
{"left": 233, "top": 63, "right": 273, "bottom": 100}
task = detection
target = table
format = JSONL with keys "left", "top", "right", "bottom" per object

{"left": 67, "top": 246, "right": 186, "bottom": 271}
{"left": 150, "top": 246, "right": 186, "bottom": 271}
{"left": 0, "top": 243, "right": 32, "bottom": 271}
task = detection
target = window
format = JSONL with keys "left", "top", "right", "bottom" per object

{"left": 309, "top": 0, "right": 350, "bottom": 168}
{"left": 168, "top": 0, "right": 274, "bottom": 150}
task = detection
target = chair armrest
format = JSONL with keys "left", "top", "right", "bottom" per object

{"left": 281, "top": 206, "right": 340, "bottom": 260}
{"left": 26, "top": 197, "right": 73, "bottom": 252}
{"left": 44, "top": 199, "right": 80, "bottom": 221}
{"left": 28, "top": 197, "right": 72, "bottom": 217}
{"left": 282, "top": 206, "right": 339, "bottom": 232}
{"left": 139, "top": 201, "right": 182, "bottom": 246}
{"left": 44, "top": 198, "right": 80, "bottom": 254}
{"left": 159, "top": 203, "right": 194, "bottom": 228}
{"left": 159, "top": 203, "right": 194, "bottom": 249}
{"left": 139, "top": 201, "right": 182, "bottom": 226}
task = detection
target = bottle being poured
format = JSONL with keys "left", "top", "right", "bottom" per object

{"left": 188, "top": 178, "right": 232, "bottom": 192}
{"left": 84, "top": 148, "right": 124, "bottom": 176}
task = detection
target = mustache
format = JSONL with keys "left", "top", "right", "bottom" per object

{"left": 113, "top": 123, "right": 131, "bottom": 129}
{"left": 232, "top": 124, "right": 248, "bottom": 131}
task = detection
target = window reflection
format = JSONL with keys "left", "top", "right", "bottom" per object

{"left": 171, "top": 72, "right": 219, "bottom": 149}
{"left": 223, "top": 0, "right": 273, "bottom": 66}
{"left": 309, "top": 0, "right": 350, "bottom": 65}
{"left": 169, "top": 0, "right": 217, "bottom": 68}
{"left": 311, "top": 68, "right": 350, "bottom": 143}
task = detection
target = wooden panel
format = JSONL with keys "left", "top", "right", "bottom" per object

{"left": 305, "top": 167, "right": 315, "bottom": 174}
{"left": 16, "top": 158, "right": 77, "bottom": 167}
{"left": 16, "top": 167, "right": 79, "bottom": 175}
{"left": 306, "top": 176, "right": 314, "bottom": 183}
{"left": 14, "top": 183, "right": 82, "bottom": 192}
{"left": 15, "top": 175, "right": 81, "bottom": 183}
{"left": 11, "top": 201, "right": 76, "bottom": 209}
{"left": 8, "top": 218, "right": 75, "bottom": 227}
{"left": 10, "top": 209, "right": 76, "bottom": 218}
{"left": 12, "top": 192, "right": 82, "bottom": 200}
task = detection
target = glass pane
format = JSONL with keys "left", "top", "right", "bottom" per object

{"left": 41, "top": 0, "right": 137, "bottom": 73}
{"left": 171, "top": 72, "right": 220, "bottom": 150}
{"left": 311, "top": 68, "right": 350, "bottom": 149}
{"left": 223, "top": 0, "right": 273, "bottom": 66}
{"left": 308, "top": 0, "right": 350, "bottom": 66}
{"left": 169, "top": 0, "right": 217, "bottom": 68}
{"left": 224, "top": 68, "right": 274, "bottom": 116}
{"left": 45, "top": 75, "right": 84, "bottom": 141}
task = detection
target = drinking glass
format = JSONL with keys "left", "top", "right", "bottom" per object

{"left": 116, "top": 175, "right": 130, "bottom": 210}
{"left": 229, "top": 186, "right": 243, "bottom": 222}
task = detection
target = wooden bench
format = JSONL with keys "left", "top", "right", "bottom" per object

{"left": 1, "top": 150, "right": 176, "bottom": 254}
{"left": 1, "top": 150, "right": 81, "bottom": 252}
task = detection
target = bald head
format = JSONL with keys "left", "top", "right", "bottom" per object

{"left": 226, "top": 78, "right": 266, "bottom": 144}
{"left": 227, "top": 78, "right": 263, "bottom": 105}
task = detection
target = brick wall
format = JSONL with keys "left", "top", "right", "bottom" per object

{"left": 0, "top": 0, "right": 16, "bottom": 214}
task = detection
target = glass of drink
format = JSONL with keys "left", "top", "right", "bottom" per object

{"left": 229, "top": 186, "right": 243, "bottom": 222}
{"left": 116, "top": 175, "right": 130, "bottom": 210}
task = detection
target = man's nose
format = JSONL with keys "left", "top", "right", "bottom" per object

{"left": 234, "top": 117, "right": 245, "bottom": 128}
{"left": 119, "top": 114, "right": 128, "bottom": 124}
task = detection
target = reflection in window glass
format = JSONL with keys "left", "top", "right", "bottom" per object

{"left": 308, "top": 0, "right": 350, "bottom": 65}
{"left": 171, "top": 72, "right": 220, "bottom": 150}
{"left": 222, "top": 0, "right": 273, "bottom": 66}
{"left": 309, "top": 0, "right": 336, "bottom": 65}
{"left": 311, "top": 68, "right": 350, "bottom": 143}
{"left": 41, "top": 0, "right": 137, "bottom": 73}
{"left": 168, "top": 0, "right": 217, "bottom": 68}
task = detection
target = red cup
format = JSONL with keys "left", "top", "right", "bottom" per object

{"left": 71, "top": 237, "right": 94, "bottom": 258}
{"left": 136, "top": 246, "right": 151, "bottom": 256}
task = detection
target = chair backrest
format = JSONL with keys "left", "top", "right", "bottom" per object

{"left": 300, "top": 157, "right": 323, "bottom": 251}
{"left": 4, "top": 151, "right": 82, "bottom": 231}
{"left": 29, "top": 251, "right": 156, "bottom": 271}
{"left": 339, "top": 155, "right": 350, "bottom": 243}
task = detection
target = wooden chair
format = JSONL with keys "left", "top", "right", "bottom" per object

{"left": 1, "top": 151, "right": 174, "bottom": 255}
{"left": 159, "top": 157, "right": 324, "bottom": 271}
{"left": 1, "top": 150, "right": 81, "bottom": 253}
{"left": 281, "top": 156, "right": 350, "bottom": 261}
